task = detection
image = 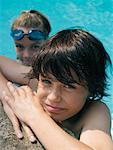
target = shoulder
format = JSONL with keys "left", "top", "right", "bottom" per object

{"left": 67, "top": 101, "right": 111, "bottom": 132}
{"left": 79, "top": 101, "right": 113, "bottom": 149}
{"left": 82, "top": 101, "right": 111, "bottom": 134}
{"left": 85, "top": 101, "right": 111, "bottom": 117}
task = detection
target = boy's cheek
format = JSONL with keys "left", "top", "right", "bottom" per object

{"left": 36, "top": 88, "right": 48, "bottom": 99}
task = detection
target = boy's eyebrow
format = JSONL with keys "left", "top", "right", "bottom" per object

{"left": 33, "top": 41, "right": 44, "bottom": 44}
{"left": 42, "top": 75, "right": 59, "bottom": 82}
{"left": 28, "top": 41, "right": 43, "bottom": 46}
{"left": 43, "top": 76, "right": 55, "bottom": 81}
{"left": 42, "top": 75, "right": 79, "bottom": 85}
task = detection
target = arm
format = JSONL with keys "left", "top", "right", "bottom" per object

{"left": 0, "top": 55, "right": 31, "bottom": 85}
{"left": 29, "top": 110, "right": 92, "bottom": 150}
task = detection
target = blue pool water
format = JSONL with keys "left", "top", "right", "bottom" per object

{"left": 0, "top": 0, "right": 113, "bottom": 135}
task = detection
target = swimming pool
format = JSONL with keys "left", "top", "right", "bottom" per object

{"left": 1, "top": 0, "right": 113, "bottom": 136}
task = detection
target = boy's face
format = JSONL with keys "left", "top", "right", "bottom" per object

{"left": 14, "top": 27, "right": 45, "bottom": 66}
{"left": 36, "top": 74, "right": 89, "bottom": 122}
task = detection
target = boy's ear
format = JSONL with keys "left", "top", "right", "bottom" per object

{"left": 28, "top": 78, "right": 38, "bottom": 91}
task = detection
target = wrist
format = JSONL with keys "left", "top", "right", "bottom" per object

{"left": 28, "top": 110, "right": 47, "bottom": 127}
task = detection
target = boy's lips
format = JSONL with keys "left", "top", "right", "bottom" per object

{"left": 44, "top": 104, "right": 65, "bottom": 113}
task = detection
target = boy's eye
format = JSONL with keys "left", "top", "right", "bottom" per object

{"left": 42, "top": 79, "right": 51, "bottom": 85}
{"left": 32, "top": 45, "right": 40, "bottom": 49}
{"left": 15, "top": 44, "right": 24, "bottom": 49}
{"left": 64, "top": 84, "right": 76, "bottom": 89}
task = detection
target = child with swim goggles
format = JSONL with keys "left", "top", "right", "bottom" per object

{"left": 0, "top": 9, "right": 51, "bottom": 143}
{"left": 10, "top": 10, "right": 51, "bottom": 66}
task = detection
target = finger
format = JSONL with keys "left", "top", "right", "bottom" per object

{"left": 12, "top": 117, "right": 23, "bottom": 139}
{"left": 2, "top": 91, "right": 14, "bottom": 106}
{"left": 26, "top": 86, "right": 33, "bottom": 93}
{"left": 16, "top": 87, "right": 26, "bottom": 98}
{"left": 7, "top": 82, "right": 19, "bottom": 97}
{"left": 33, "top": 91, "right": 39, "bottom": 100}
{"left": 33, "top": 91, "right": 38, "bottom": 97}
{"left": 21, "top": 122, "right": 36, "bottom": 142}
{"left": 2, "top": 90, "right": 14, "bottom": 100}
{"left": 2, "top": 101, "right": 23, "bottom": 139}
{"left": 33, "top": 91, "right": 37, "bottom": 95}
{"left": 23, "top": 86, "right": 33, "bottom": 97}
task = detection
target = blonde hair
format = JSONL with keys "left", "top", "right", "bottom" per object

{"left": 11, "top": 10, "right": 51, "bottom": 36}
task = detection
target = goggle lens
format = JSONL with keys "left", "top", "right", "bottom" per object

{"left": 10, "top": 29, "right": 47, "bottom": 41}
{"left": 29, "top": 30, "right": 46, "bottom": 40}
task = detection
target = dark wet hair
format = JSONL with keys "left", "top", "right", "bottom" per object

{"left": 30, "top": 29, "right": 112, "bottom": 100}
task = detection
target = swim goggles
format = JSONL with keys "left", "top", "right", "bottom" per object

{"left": 10, "top": 29, "right": 47, "bottom": 41}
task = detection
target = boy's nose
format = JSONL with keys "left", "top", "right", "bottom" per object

{"left": 47, "top": 89, "right": 61, "bottom": 103}
{"left": 23, "top": 48, "right": 30, "bottom": 57}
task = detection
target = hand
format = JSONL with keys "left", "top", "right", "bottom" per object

{"left": 2, "top": 90, "right": 37, "bottom": 142}
{"left": 3, "top": 82, "right": 44, "bottom": 125}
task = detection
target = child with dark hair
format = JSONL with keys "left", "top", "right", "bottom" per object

{"left": 1, "top": 29, "right": 113, "bottom": 149}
